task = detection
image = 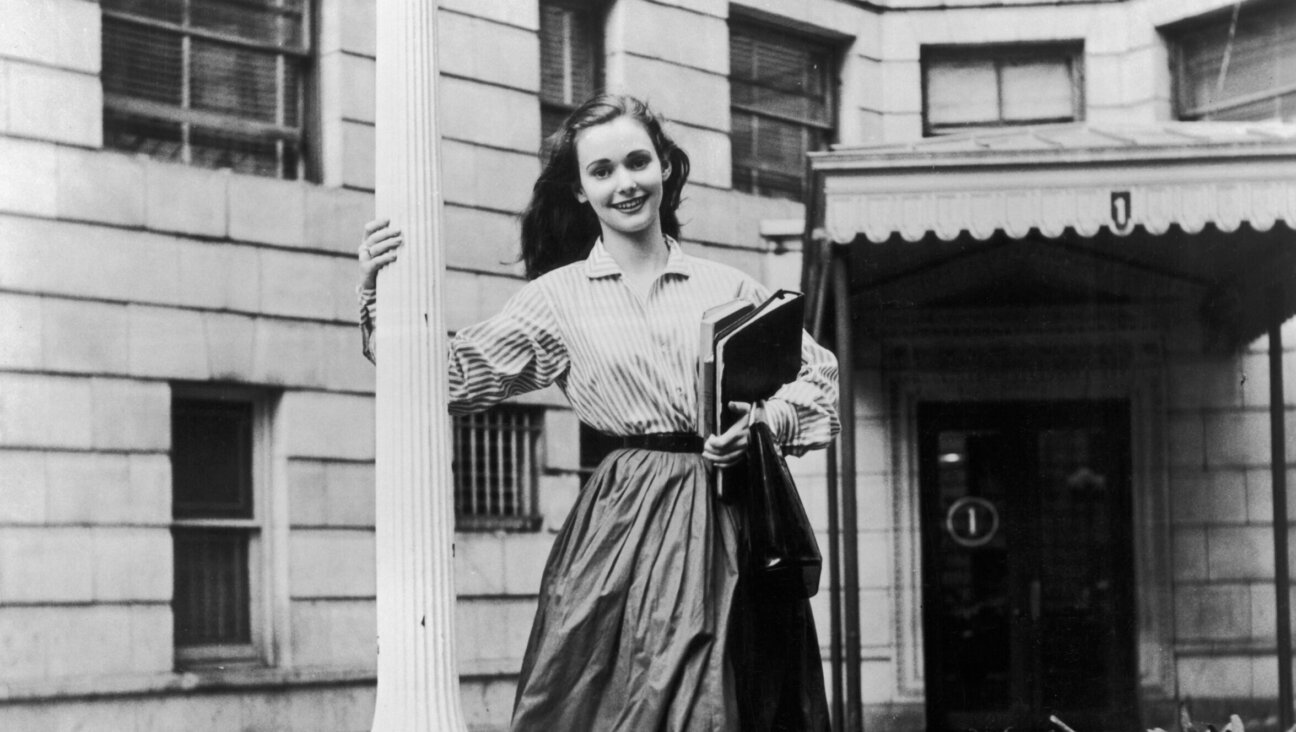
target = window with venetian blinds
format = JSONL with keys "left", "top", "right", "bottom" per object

{"left": 171, "top": 396, "right": 261, "bottom": 665}
{"left": 729, "top": 20, "right": 835, "bottom": 202}
{"left": 100, "top": 0, "right": 310, "bottom": 179}
{"left": 539, "top": 0, "right": 603, "bottom": 144}
{"left": 1171, "top": 0, "right": 1296, "bottom": 123}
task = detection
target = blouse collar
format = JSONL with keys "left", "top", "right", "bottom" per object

{"left": 584, "top": 236, "right": 693, "bottom": 280}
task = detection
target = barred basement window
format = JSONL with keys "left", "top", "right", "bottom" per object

{"left": 1170, "top": 0, "right": 1296, "bottom": 123}
{"left": 539, "top": 0, "right": 603, "bottom": 144}
{"left": 922, "top": 44, "right": 1084, "bottom": 136}
{"left": 453, "top": 407, "right": 543, "bottom": 531}
{"left": 101, "top": 0, "right": 311, "bottom": 179}
{"left": 171, "top": 391, "right": 269, "bottom": 667}
{"left": 730, "top": 20, "right": 835, "bottom": 202}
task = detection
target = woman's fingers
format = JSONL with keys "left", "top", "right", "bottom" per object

{"left": 701, "top": 400, "right": 755, "bottom": 466}
{"left": 357, "top": 221, "right": 404, "bottom": 290}
{"left": 367, "top": 234, "right": 403, "bottom": 258}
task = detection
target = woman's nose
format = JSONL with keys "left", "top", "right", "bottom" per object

{"left": 613, "top": 167, "right": 636, "bottom": 192}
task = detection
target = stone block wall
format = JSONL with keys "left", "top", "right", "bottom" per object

{"left": 1165, "top": 319, "right": 1296, "bottom": 705}
{"left": 0, "top": 0, "right": 829, "bottom": 729}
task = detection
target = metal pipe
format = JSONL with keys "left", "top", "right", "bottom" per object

{"left": 833, "top": 252, "right": 863, "bottom": 731}
{"left": 1269, "top": 283, "right": 1292, "bottom": 732}
{"left": 826, "top": 439, "right": 844, "bottom": 731}
{"left": 805, "top": 236, "right": 844, "bottom": 731}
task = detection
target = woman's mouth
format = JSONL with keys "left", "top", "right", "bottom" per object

{"left": 611, "top": 196, "right": 647, "bottom": 214}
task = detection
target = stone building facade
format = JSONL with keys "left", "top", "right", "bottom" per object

{"left": 0, "top": 0, "right": 1292, "bottom": 731}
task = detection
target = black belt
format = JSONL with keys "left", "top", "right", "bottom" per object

{"left": 620, "top": 432, "right": 705, "bottom": 453}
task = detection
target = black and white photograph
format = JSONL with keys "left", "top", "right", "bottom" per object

{"left": 2, "top": 0, "right": 1295, "bottom": 730}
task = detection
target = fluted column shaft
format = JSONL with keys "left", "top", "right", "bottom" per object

{"left": 371, "top": 1, "right": 467, "bottom": 729}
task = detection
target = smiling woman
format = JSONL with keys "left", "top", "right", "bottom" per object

{"left": 353, "top": 94, "right": 840, "bottom": 731}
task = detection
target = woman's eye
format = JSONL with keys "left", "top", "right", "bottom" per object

{"left": 629, "top": 157, "right": 650, "bottom": 170}
{"left": 591, "top": 168, "right": 610, "bottom": 179}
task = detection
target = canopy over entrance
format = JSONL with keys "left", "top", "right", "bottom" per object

{"left": 808, "top": 122, "right": 1296, "bottom": 345}
{"left": 805, "top": 121, "right": 1296, "bottom": 731}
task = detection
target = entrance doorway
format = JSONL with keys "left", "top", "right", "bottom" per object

{"left": 918, "top": 401, "right": 1137, "bottom": 732}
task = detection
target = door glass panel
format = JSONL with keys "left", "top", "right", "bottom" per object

{"left": 933, "top": 430, "right": 1014, "bottom": 716}
{"left": 921, "top": 402, "right": 1135, "bottom": 732}
{"left": 1037, "top": 428, "right": 1121, "bottom": 712}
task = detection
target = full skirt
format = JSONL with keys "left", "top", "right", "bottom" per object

{"left": 510, "top": 446, "right": 828, "bottom": 732}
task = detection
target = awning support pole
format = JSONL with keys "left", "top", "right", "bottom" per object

{"left": 833, "top": 251, "right": 863, "bottom": 731}
{"left": 371, "top": 1, "right": 468, "bottom": 729}
{"left": 826, "top": 439, "right": 844, "bottom": 731}
{"left": 1269, "top": 283, "right": 1292, "bottom": 732}
{"left": 806, "top": 234, "right": 845, "bottom": 732}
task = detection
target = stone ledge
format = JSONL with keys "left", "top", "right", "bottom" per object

{"left": 0, "top": 666, "right": 376, "bottom": 703}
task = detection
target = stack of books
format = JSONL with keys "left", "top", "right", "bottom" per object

{"left": 696, "top": 290, "right": 805, "bottom": 494}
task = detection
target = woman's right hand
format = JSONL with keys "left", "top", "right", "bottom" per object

{"left": 358, "top": 218, "right": 403, "bottom": 290}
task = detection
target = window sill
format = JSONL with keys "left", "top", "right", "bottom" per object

{"left": 0, "top": 666, "right": 376, "bottom": 704}
{"left": 455, "top": 515, "right": 543, "bottom": 533}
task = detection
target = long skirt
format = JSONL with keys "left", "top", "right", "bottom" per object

{"left": 509, "top": 446, "right": 830, "bottom": 732}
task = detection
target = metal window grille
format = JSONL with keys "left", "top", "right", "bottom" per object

{"left": 171, "top": 398, "right": 258, "bottom": 659}
{"left": 453, "top": 407, "right": 542, "bottom": 531}
{"left": 1173, "top": 1, "right": 1296, "bottom": 123}
{"left": 729, "top": 21, "right": 834, "bottom": 202}
{"left": 922, "top": 45, "right": 1083, "bottom": 136}
{"left": 539, "top": 0, "right": 602, "bottom": 145}
{"left": 101, "top": 0, "right": 309, "bottom": 179}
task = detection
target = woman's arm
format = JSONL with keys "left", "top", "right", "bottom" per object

{"left": 728, "top": 277, "right": 839, "bottom": 456}
{"left": 762, "top": 332, "right": 840, "bottom": 456}
{"left": 354, "top": 220, "right": 569, "bottom": 412}
{"left": 356, "top": 219, "right": 403, "bottom": 364}
{"left": 443, "top": 283, "right": 569, "bottom": 415}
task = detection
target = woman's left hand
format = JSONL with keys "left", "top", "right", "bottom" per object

{"left": 702, "top": 401, "right": 757, "bottom": 467}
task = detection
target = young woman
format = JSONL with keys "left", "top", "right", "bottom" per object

{"left": 357, "top": 94, "right": 838, "bottom": 731}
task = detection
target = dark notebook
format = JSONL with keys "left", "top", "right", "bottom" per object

{"left": 713, "top": 290, "right": 804, "bottom": 434}
{"left": 698, "top": 290, "right": 805, "bottom": 498}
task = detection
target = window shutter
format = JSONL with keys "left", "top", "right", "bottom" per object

{"left": 101, "top": 0, "right": 309, "bottom": 179}
{"left": 1000, "top": 58, "right": 1076, "bottom": 122}
{"left": 923, "top": 46, "right": 1081, "bottom": 134}
{"left": 1175, "top": 2, "right": 1296, "bottom": 122}
{"left": 729, "top": 20, "right": 834, "bottom": 201}
{"left": 539, "top": 0, "right": 601, "bottom": 141}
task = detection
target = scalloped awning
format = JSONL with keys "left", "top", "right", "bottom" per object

{"left": 812, "top": 122, "right": 1296, "bottom": 244}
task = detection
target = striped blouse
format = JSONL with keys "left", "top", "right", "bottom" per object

{"left": 363, "top": 238, "right": 839, "bottom": 455}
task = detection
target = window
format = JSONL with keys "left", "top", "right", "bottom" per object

{"left": 100, "top": 0, "right": 311, "bottom": 179}
{"left": 539, "top": 0, "right": 603, "bottom": 143}
{"left": 453, "top": 406, "right": 543, "bottom": 531}
{"left": 171, "top": 390, "right": 272, "bottom": 667}
{"left": 729, "top": 20, "right": 835, "bottom": 202}
{"left": 1171, "top": 1, "right": 1296, "bottom": 122}
{"left": 923, "top": 44, "right": 1083, "bottom": 136}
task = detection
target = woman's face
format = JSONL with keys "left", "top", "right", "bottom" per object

{"left": 573, "top": 116, "right": 671, "bottom": 241}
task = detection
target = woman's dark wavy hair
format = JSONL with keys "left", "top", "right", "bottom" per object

{"left": 519, "top": 94, "right": 691, "bottom": 280}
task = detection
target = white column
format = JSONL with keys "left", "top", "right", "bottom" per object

{"left": 371, "top": 0, "right": 467, "bottom": 729}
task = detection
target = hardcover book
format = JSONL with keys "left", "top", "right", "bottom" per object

{"left": 697, "top": 290, "right": 806, "bottom": 496}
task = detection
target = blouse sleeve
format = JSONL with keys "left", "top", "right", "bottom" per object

{"left": 734, "top": 278, "right": 841, "bottom": 457}
{"left": 357, "top": 282, "right": 569, "bottom": 416}
{"left": 445, "top": 282, "right": 568, "bottom": 415}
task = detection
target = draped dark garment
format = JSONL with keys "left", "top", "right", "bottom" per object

{"left": 510, "top": 447, "right": 829, "bottom": 732}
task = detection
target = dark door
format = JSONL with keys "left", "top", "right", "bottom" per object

{"left": 919, "top": 401, "right": 1137, "bottom": 732}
